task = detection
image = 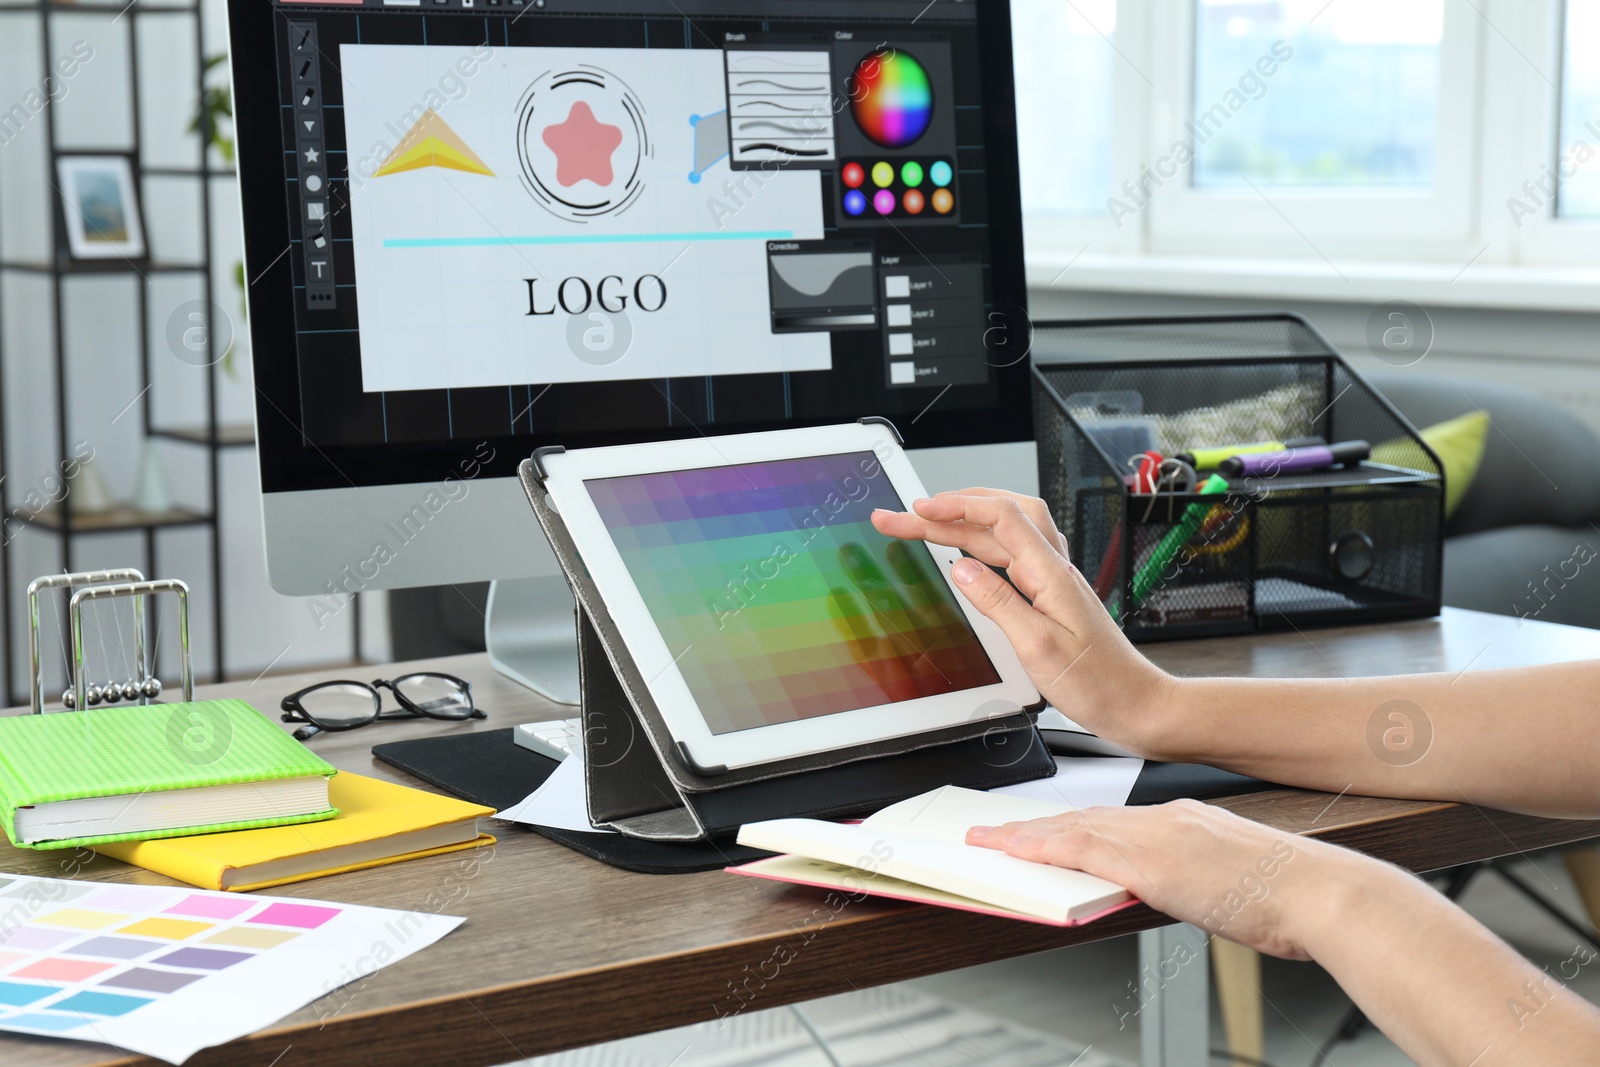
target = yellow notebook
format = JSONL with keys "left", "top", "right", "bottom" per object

{"left": 95, "top": 772, "right": 494, "bottom": 891}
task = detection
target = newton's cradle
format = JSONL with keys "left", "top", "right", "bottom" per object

{"left": 26, "top": 568, "right": 194, "bottom": 714}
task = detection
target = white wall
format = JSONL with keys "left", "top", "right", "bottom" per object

{"left": 0, "top": 0, "right": 388, "bottom": 704}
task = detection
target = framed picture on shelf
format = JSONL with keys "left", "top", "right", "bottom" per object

{"left": 55, "top": 154, "right": 147, "bottom": 262}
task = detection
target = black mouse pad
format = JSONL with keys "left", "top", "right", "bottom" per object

{"left": 1127, "top": 760, "right": 1274, "bottom": 805}
{"left": 371, "top": 729, "right": 768, "bottom": 875}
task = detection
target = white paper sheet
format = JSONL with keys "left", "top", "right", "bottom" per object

{"left": 495, "top": 745, "right": 1141, "bottom": 839}
{"left": 494, "top": 752, "right": 615, "bottom": 835}
{"left": 990, "top": 756, "right": 1144, "bottom": 810}
{"left": 0, "top": 875, "right": 462, "bottom": 1064}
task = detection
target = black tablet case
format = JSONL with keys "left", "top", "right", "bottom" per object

{"left": 517, "top": 433, "right": 1056, "bottom": 843}
{"left": 370, "top": 729, "right": 1276, "bottom": 874}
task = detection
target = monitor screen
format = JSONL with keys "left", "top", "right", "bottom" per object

{"left": 232, "top": 0, "right": 1029, "bottom": 494}
{"left": 585, "top": 453, "right": 1000, "bottom": 735}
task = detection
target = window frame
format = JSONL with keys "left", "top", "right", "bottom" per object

{"left": 1503, "top": 0, "right": 1600, "bottom": 265}
{"left": 1018, "top": 0, "right": 1600, "bottom": 279}
{"left": 1145, "top": 0, "right": 1483, "bottom": 260}
{"left": 1011, "top": 0, "right": 1151, "bottom": 257}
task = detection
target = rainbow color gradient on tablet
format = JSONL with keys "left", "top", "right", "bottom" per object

{"left": 587, "top": 452, "right": 1000, "bottom": 735}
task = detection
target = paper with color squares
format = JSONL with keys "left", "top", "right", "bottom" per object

{"left": 0, "top": 875, "right": 463, "bottom": 1063}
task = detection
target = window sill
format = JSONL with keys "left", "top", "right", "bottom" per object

{"left": 1026, "top": 253, "right": 1600, "bottom": 315}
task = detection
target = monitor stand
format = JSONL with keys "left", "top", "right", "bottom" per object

{"left": 484, "top": 576, "right": 582, "bottom": 706}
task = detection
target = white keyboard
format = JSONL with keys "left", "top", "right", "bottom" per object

{"left": 513, "top": 719, "right": 581, "bottom": 760}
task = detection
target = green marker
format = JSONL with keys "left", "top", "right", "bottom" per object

{"left": 1129, "top": 475, "right": 1231, "bottom": 608}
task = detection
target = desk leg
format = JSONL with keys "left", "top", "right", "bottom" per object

{"left": 1139, "top": 925, "right": 1209, "bottom": 1067}
{"left": 1210, "top": 939, "right": 1263, "bottom": 1066}
{"left": 1563, "top": 846, "right": 1600, "bottom": 933}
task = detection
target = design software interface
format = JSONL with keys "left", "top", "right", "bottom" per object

{"left": 251, "top": 0, "right": 1025, "bottom": 489}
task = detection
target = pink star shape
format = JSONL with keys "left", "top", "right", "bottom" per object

{"left": 542, "top": 101, "right": 624, "bottom": 188}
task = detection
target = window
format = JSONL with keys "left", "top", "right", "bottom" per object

{"left": 1191, "top": 0, "right": 1445, "bottom": 188}
{"left": 1020, "top": 0, "right": 1600, "bottom": 280}
{"left": 1559, "top": 0, "right": 1600, "bottom": 218}
{"left": 1012, "top": 0, "right": 1117, "bottom": 215}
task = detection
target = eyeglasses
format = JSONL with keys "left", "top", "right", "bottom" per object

{"left": 280, "top": 673, "right": 483, "bottom": 741}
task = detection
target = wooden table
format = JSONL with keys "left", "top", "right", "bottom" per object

{"left": 3, "top": 607, "right": 1598, "bottom": 1067}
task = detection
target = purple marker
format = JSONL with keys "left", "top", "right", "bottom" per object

{"left": 1219, "top": 440, "right": 1371, "bottom": 478}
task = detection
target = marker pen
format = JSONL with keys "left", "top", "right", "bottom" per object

{"left": 1177, "top": 437, "right": 1324, "bottom": 470}
{"left": 1129, "top": 475, "right": 1230, "bottom": 608}
{"left": 1219, "top": 441, "right": 1371, "bottom": 479}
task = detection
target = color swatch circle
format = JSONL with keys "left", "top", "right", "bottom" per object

{"left": 842, "top": 162, "right": 865, "bottom": 189}
{"left": 932, "top": 188, "right": 954, "bottom": 214}
{"left": 871, "top": 161, "right": 895, "bottom": 188}
{"left": 851, "top": 49, "right": 934, "bottom": 149}
{"left": 843, "top": 189, "right": 868, "bottom": 216}
{"left": 930, "top": 160, "right": 953, "bottom": 187}
{"left": 901, "top": 161, "right": 925, "bottom": 188}
{"left": 873, "top": 189, "right": 897, "bottom": 215}
{"left": 903, "top": 189, "right": 926, "bottom": 215}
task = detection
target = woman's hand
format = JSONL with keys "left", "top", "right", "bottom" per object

{"left": 969, "top": 799, "right": 1359, "bottom": 960}
{"left": 871, "top": 490, "right": 1175, "bottom": 752}
{"left": 974, "top": 802, "right": 1600, "bottom": 1066}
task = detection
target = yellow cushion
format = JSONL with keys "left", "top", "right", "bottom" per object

{"left": 1374, "top": 410, "right": 1490, "bottom": 519}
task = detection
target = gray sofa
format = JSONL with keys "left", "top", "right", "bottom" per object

{"left": 1369, "top": 372, "right": 1600, "bottom": 631}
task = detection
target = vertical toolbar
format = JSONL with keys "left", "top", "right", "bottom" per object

{"left": 288, "top": 21, "right": 336, "bottom": 309}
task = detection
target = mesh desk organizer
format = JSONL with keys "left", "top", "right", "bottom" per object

{"left": 517, "top": 434, "right": 1054, "bottom": 844}
{"left": 1033, "top": 315, "right": 1445, "bottom": 643}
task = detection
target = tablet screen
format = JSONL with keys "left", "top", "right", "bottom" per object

{"left": 586, "top": 452, "right": 1001, "bottom": 735}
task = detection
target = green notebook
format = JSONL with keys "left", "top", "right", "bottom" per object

{"left": 0, "top": 699, "right": 338, "bottom": 850}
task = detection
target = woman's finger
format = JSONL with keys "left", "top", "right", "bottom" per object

{"left": 871, "top": 508, "right": 1015, "bottom": 568}
{"left": 940, "top": 488, "right": 1070, "bottom": 557}
{"left": 913, "top": 496, "right": 1073, "bottom": 597}
{"left": 947, "top": 558, "right": 1059, "bottom": 652}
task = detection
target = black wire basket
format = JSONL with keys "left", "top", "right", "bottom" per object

{"left": 1032, "top": 315, "right": 1444, "bottom": 642}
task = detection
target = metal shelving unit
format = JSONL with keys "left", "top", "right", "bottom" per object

{"left": 0, "top": 0, "right": 237, "bottom": 704}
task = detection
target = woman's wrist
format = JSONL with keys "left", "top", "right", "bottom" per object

{"left": 1278, "top": 844, "right": 1396, "bottom": 963}
{"left": 1122, "top": 671, "right": 1205, "bottom": 762}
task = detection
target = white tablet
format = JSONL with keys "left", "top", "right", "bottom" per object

{"left": 539, "top": 421, "right": 1039, "bottom": 772}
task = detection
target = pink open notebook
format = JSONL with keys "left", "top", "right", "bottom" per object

{"left": 731, "top": 786, "right": 1137, "bottom": 927}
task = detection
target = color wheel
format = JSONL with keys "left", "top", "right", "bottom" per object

{"left": 850, "top": 49, "right": 933, "bottom": 149}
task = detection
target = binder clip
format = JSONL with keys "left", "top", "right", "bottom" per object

{"left": 27, "top": 569, "right": 194, "bottom": 714}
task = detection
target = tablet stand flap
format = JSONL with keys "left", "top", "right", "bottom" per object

{"left": 574, "top": 608, "right": 690, "bottom": 827}
{"left": 520, "top": 457, "right": 1054, "bottom": 844}
{"left": 680, "top": 724, "right": 1054, "bottom": 839}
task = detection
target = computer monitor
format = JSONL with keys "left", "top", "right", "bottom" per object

{"left": 229, "top": 0, "right": 1035, "bottom": 702}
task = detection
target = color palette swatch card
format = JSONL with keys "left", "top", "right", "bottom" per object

{"left": 0, "top": 875, "right": 463, "bottom": 1063}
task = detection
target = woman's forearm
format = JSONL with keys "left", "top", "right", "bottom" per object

{"left": 1129, "top": 660, "right": 1600, "bottom": 818}
{"left": 1294, "top": 852, "right": 1600, "bottom": 1066}
{"left": 869, "top": 494, "right": 1600, "bottom": 816}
